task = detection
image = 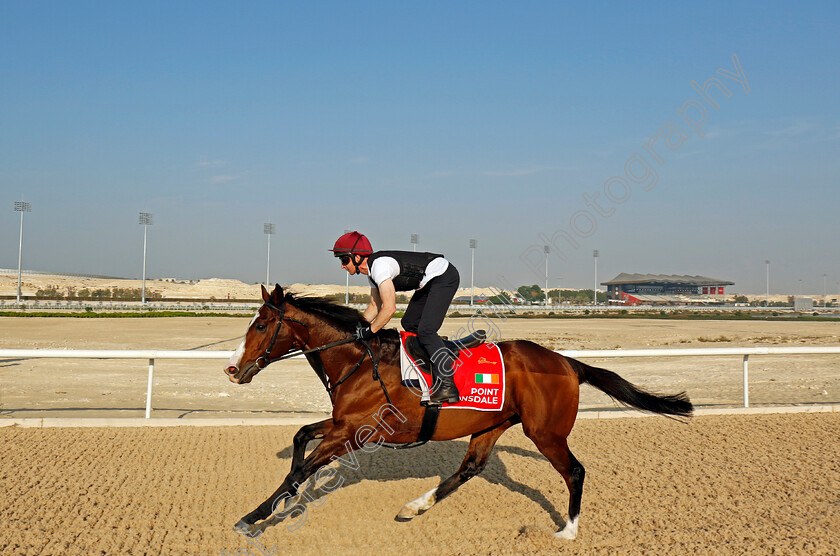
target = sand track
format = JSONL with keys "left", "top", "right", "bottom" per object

{"left": 3, "top": 413, "right": 839, "bottom": 555}
{"left": 2, "top": 317, "right": 840, "bottom": 554}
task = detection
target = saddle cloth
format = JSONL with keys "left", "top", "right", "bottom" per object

{"left": 399, "top": 331, "right": 506, "bottom": 411}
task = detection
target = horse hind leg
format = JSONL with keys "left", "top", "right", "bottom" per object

{"left": 528, "top": 434, "right": 585, "bottom": 540}
{"left": 395, "top": 418, "right": 516, "bottom": 521}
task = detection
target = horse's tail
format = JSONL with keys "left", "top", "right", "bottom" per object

{"left": 567, "top": 357, "right": 693, "bottom": 417}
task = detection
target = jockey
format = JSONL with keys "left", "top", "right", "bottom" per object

{"left": 330, "top": 231, "right": 461, "bottom": 406}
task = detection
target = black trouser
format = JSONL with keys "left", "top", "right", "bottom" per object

{"left": 401, "top": 264, "right": 460, "bottom": 377}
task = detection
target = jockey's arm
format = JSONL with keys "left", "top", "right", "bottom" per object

{"left": 362, "top": 288, "right": 380, "bottom": 324}
{"left": 368, "top": 279, "right": 396, "bottom": 333}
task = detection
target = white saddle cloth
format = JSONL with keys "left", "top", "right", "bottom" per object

{"left": 399, "top": 340, "right": 431, "bottom": 403}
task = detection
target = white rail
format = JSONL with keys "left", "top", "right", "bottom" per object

{"left": 1, "top": 346, "right": 839, "bottom": 417}
{"left": 0, "top": 349, "right": 231, "bottom": 419}
{"left": 559, "top": 346, "right": 840, "bottom": 408}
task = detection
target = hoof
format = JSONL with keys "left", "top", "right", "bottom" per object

{"left": 395, "top": 505, "right": 425, "bottom": 521}
{"left": 554, "top": 529, "right": 577, "bottom": 540}
{"left": 554, "top": 516, "right": 578, "bottom": 540}
{"left": 233, "top": 518, "right": 255, "bottom": 535}
{"left": 396, "top": 488, "right": 437, "bottom": 522}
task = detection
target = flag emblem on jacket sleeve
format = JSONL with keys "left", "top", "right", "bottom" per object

{"left": 474, "top": 373, "right": 499, "bottom": 384}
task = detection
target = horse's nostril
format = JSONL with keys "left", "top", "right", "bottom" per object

{"left": 226, "top": 366, "right": 238, "bottom": 376}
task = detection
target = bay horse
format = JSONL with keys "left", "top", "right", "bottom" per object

{"left": 225, "top": 285, "right": 692, "bottom": 540}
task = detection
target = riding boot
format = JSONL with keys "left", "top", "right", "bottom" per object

{"left": 425, "top": 365, "right": 460, "bottom": 406}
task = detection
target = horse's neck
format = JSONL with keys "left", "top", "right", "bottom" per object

{"left": 290, "top": 310, "right": 370, "bottom": 384}
{"left": 294, "top": 311, "right": 351, "bottom": 350}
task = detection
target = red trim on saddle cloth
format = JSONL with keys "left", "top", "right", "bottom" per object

{"left": 399, "top": 331, "right": 505, "bottom": 411}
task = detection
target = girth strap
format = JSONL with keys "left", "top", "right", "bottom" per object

{"left": 382, "top": 404, "right": 440, "bottom": 450}
{"left": 416, "top": 405, "right": 440, "bottom": 445}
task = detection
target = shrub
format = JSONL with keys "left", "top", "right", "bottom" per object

{"left": 35, "top": 286, "right": 62, "bottom": 299}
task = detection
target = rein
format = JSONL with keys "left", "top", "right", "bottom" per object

{"left": 255, "top": 300, "right": 391, "bottom": 406}
{"left": 255, "top": 300, "right": 355, "bottom": 368}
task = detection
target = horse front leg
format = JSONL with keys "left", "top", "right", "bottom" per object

{"left": 290, "top": 418, "right": 333, "bottom": 474}
{"left": 234, "top": 424, "right": 355, "bottom": 535}
{"left": 270, "top": 418, "right": 333, "bottom": 516}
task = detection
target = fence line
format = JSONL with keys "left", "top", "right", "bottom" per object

{"left": 1, "top": 346, "right": 839, "bottom": 417}
{"left": 1, "top": 349, "right": 231, "bottom": 418}
{"left": 5, "top": 299, "right": 839, "bottom": 315}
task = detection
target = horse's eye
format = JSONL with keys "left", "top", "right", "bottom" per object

{"left": 255, "top": 323, "right": 267, "bottom": 332}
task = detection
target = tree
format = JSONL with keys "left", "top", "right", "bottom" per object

{"left": 488, "top": 292, "right": 513, "bottom": 304}
{"left": 35, "top": 286, "right": 61, "bottom": 299}
{"left": 517, "top": 284, "right": 545, "bottom": 303}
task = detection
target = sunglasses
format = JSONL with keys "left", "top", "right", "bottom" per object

{"left": 338, "top": 255, "right": 352, "bottom": 265}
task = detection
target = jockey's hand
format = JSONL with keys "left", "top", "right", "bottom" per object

{"left": 355, "top": 325, "right": 376, "bottom": 341}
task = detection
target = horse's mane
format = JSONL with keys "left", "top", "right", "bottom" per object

{"left": 283, "top": 291, "right": 400, "bottom": 347}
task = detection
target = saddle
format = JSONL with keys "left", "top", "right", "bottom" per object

{"left": 403, "top": 330, "right": 487, "bottom": 375}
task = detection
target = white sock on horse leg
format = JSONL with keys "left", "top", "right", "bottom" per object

{"left": 555, "top": 516, "right": 579, "bottom": 540}
{"left": 396, "top": 487, "right": 438, "bottom": 520}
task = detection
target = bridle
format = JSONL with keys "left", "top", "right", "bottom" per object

{"left": 255, "top": 299, "right": 295, "bottom": 369}
{"left": 251, "top": 298, "right": 391, "bottom": 405}
{"left": 255, "top": 299, "right": 353, "bottom": 369}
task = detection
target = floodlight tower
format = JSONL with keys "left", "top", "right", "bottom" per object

{"left": 264, "top": 223, "right": 275, "bottom": 286}
{"left": 544, "top": 245, "right": 550, "bottom": 306}
{"left": 765, "top": 260, "right": 770, "bottom": 306}
{"left": 139, "top": 212, "right": 153, "bottom": 303}
{"left": 557, "top": 275, "right": 563, "bottom": 303}
{"left": 593, "top": 250, "right": 600, "bottom": 307}
{"left": 411, "top": 233, "right": 419, "bottom": 252}
{"left": 344, "top": 229, "right": 352, "bottom": 304}
{"left": 823, "top": 273, "right": 827, "bottom": 306}
{"left": 14, "top": 201, "right": 32, "bottom": 303}
{"left": 469, "top": 239, "right": 477, "bottom": 306}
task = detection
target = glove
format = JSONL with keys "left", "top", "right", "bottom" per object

{"left": 355, "top": 325, "right": 376, "bottom": 341}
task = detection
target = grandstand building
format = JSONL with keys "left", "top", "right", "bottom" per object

{"left": 602, "top": 273, "right": 734, "bottom": 305}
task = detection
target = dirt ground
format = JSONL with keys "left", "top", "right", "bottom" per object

{"left": 2, "top": 413, "right": 839, "bottom": 555}
{"left": 1, "top": 316, "right": 839, "bottom": 418}
{"left": 2, "top": 317, "right": 840, "bottom": 554}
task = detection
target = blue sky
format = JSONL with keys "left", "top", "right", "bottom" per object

{"left": 1, "top": 1, "right": 838, "bottom": 294}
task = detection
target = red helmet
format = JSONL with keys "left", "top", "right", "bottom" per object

{"left": 330, "top": 231, "right": 373, "bottom": 257}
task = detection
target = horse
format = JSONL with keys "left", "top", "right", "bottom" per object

{"left": 224, "top": 284, "right": 693, "bottom": 540}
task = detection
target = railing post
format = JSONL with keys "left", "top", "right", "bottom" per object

{"left": 742, "top": 354, "right": 749, "bottom": 408}
{"left": 145, "top": 358, "right": 154, "bottom": 418}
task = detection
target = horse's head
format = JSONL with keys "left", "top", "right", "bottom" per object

{"left": 225, "top": 284, "right": 300, "bottom": 384}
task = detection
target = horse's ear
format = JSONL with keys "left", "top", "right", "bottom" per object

{"left": 271, "top": 284, "right": 284, "bottom": 304}
{"left": 261, "top": 285, "right": 270, "bottom": 303}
